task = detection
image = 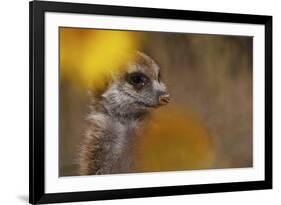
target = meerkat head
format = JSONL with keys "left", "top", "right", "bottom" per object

{"left": 101, "top": 51, "right": 170, "bottom": 118}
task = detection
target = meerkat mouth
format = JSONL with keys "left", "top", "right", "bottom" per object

{"left": 136, "top": 101, "right": 159, "bottom": 108}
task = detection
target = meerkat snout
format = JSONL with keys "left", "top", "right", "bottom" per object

{"left": 159, "top": 94, "right": 170, "bottom": 105}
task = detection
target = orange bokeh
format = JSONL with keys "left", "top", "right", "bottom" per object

{"left": 136, "top": 105, "right": 215, "bottom": 172}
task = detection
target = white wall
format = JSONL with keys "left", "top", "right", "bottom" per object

{"left": 0, "top": 0, "right": 279, "bottom": 204}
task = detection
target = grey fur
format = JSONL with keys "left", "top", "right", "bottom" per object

{"left": 78, "top": 52, "right": 169, "bottom": 175}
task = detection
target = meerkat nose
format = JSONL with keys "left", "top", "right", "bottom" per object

{"left": 159, "top": 94, "right": 170, "bottom": 105}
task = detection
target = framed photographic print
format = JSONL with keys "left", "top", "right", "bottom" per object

{"left": 29, "top": 0, "right": 272, "bottom": 204}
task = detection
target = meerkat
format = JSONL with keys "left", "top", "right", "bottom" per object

{"left": 78, "top": 51, "right": 170, "bottom": 175}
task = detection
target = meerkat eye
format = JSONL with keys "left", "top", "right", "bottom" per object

{"left": 126, "top": 72, "right": 149, "bottom": 89}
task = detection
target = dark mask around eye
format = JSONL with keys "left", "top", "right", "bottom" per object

{"left": 126, "top": 72, "right": 149, "bottom": 90}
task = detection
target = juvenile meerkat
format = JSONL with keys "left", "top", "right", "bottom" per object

{"left": 78, "top": 52, "right": 170, "bottom": 175}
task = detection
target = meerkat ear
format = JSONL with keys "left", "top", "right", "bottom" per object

{"left": 135, "top": 51, "right": 154, "bottom": 65}
{"left": 134, "top": 51, "right": 161, "bottom": 73}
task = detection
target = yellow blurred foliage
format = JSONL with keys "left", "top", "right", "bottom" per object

{"left": 60, "top": 28, "right": 141, "bottom": 93}
{"left": 60, "top": 28, "right": 215, "bottom": 173}
{"left": 136, "top": 105, "right": 215, "bottom": 172}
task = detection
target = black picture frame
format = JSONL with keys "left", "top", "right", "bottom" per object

{"left": 29, "top": 0, "right": 272, "bottom": 204}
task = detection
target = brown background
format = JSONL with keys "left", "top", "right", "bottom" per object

{"left": 60, "top": 30, "right": 252, "bottom": 176}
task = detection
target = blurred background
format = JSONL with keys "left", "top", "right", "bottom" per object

{"left": 59, "top": 27, "right": 253, "bottom": 176}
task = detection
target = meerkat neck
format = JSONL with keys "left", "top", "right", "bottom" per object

{"left": 79, "top": 101, "right": 146, "bottom": 175}
{"left": 99, "top": 98, "right": 148, "bottom": 123}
